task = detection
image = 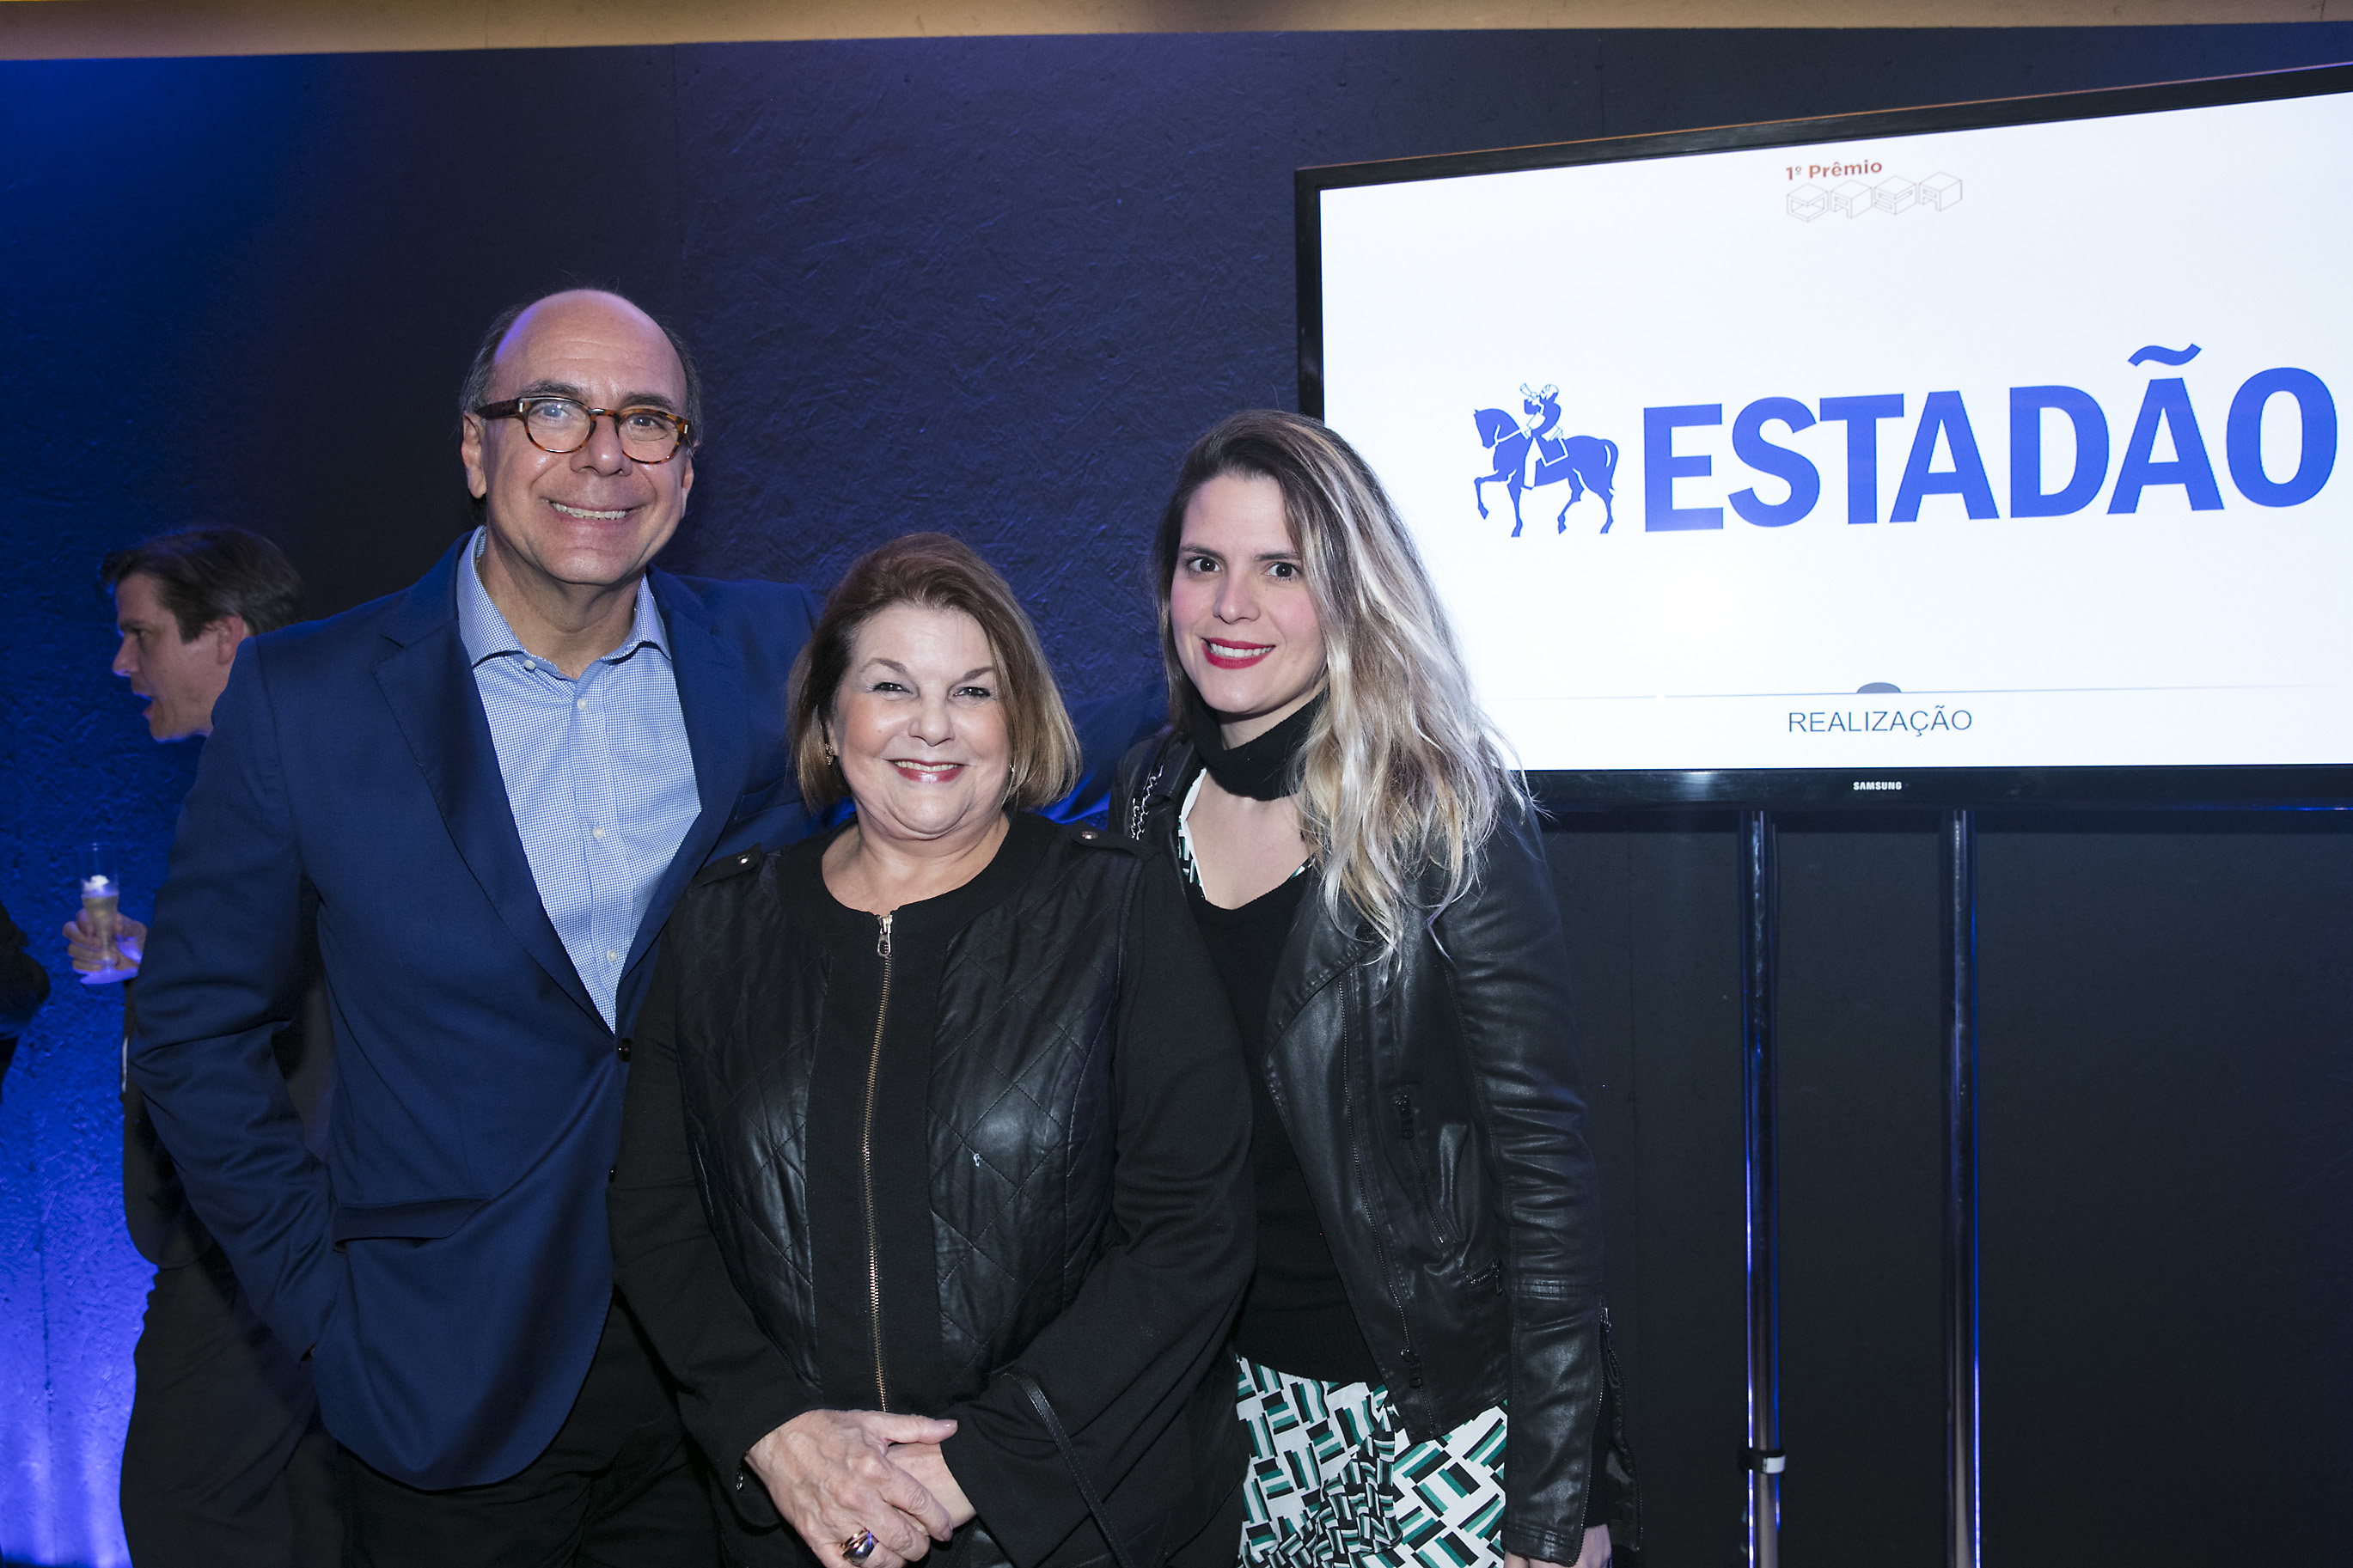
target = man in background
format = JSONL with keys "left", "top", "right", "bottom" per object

{"left": 64, "top": 527, "right": 340, "bottom": 1566}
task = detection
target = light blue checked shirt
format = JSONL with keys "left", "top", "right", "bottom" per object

{"left": 455, "top": 529, "right": 700, "bottom": 1029}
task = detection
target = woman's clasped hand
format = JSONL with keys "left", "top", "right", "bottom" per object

{"left": 742, "top": 1409, "right": 969, "bottom": 1568}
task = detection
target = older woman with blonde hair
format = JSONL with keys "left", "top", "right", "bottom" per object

{"left": 1115, "top": 412, "right": 1637, "bottom": 1568}
{"left": 611, "top": 533, "right": 1254, "bottom": 1568}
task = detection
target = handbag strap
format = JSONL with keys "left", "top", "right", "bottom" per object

{"left": 1011, "top": 1368, "right": 1139, "bottom": 1568}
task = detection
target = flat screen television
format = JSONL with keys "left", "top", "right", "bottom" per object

{"left": 1297, "top": 64, "right": 2353, "bottom": 808}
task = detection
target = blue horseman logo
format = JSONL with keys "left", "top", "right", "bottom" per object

{"left": 1472, "top": 384, "right": 1621, "bottom": 535}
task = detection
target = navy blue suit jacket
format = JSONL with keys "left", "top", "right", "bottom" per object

{"left": 129, "top": 540, "right": 822, "bottom": 1487}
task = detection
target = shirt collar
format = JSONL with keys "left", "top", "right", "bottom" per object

{"left": 454, "top": 526, "right": 672, "bottom": 671}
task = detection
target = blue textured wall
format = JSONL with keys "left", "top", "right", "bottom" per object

{"left": 6, "top": 25, "right": 2353, "bottom": 1566}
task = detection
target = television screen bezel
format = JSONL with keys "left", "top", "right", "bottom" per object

{"left": 1294, "top": 61, "right": 2353, "bottom": 810}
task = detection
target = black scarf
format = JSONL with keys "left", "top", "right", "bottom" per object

{"left": 1185, "top": 685, "right": 1324, "bottom": 802}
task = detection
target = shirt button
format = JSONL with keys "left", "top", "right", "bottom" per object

{"left": 575, "top": 698, "right": 587, "bottom": 711}
{"left": 615, "top": 1038, "right": 632, "bottom": 1062}
{"left": 522, "top": 660, "right": 536, "bottom": 671}
{"left": 591, "top": 825, "right": 606, "bottom": 840}
{"left": 606, "top": 949, "right": 620, "bottom": 963}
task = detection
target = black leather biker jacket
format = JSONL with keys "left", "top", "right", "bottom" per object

{"left": 611, "top": 815, "right": 1253, "bottom": 1568}
{"left": 1115, "top": 736, "right": 1636, "bottom": 1562}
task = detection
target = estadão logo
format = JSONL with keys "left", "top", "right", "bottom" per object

{"left": 1630, "top": 344, "right": 2338, "bottom": 532}
{"left": 1471, "top": 384, "right": 1622, "bottom": 535}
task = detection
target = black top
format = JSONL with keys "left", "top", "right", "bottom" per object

{"left": 796, "top": 812, "right": 1054, "bottom": 1414}
{"left": 1187, "top": 873, "right": 1381, "bottom": 1385}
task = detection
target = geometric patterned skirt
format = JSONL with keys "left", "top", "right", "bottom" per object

{"left": 1236, "top": 1357, "right": 1510, "bottom": 1568}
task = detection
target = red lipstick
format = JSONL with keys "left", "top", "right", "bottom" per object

{"left": 1201, "top": 639, "right": 1274, "bottom": 671}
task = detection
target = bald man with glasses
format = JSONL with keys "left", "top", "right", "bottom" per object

{"left": 129, "top": 290, "right": 826, "bottom": 1564}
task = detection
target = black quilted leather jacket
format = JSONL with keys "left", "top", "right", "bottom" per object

{"left": 1115, "top": 737, "right": 1639, "bottom": 1562}
{"left": 612, "top": 815, "right": 1253, "bottom": 1568}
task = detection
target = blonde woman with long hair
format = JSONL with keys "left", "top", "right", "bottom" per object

{"left": 1114, "top": 412, "right": 1636, "bottom": 1568}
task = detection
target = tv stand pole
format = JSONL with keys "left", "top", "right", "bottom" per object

{"left": 1739, "top": 809, "right": 1784, "bottom": 1568}
{"left": 1941, "top": 809, "right": 1983, "bottom": 1568}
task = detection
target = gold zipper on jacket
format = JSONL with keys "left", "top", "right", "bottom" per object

{"left": 862, "top": 910, "right": 895, "bottom": 1412}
